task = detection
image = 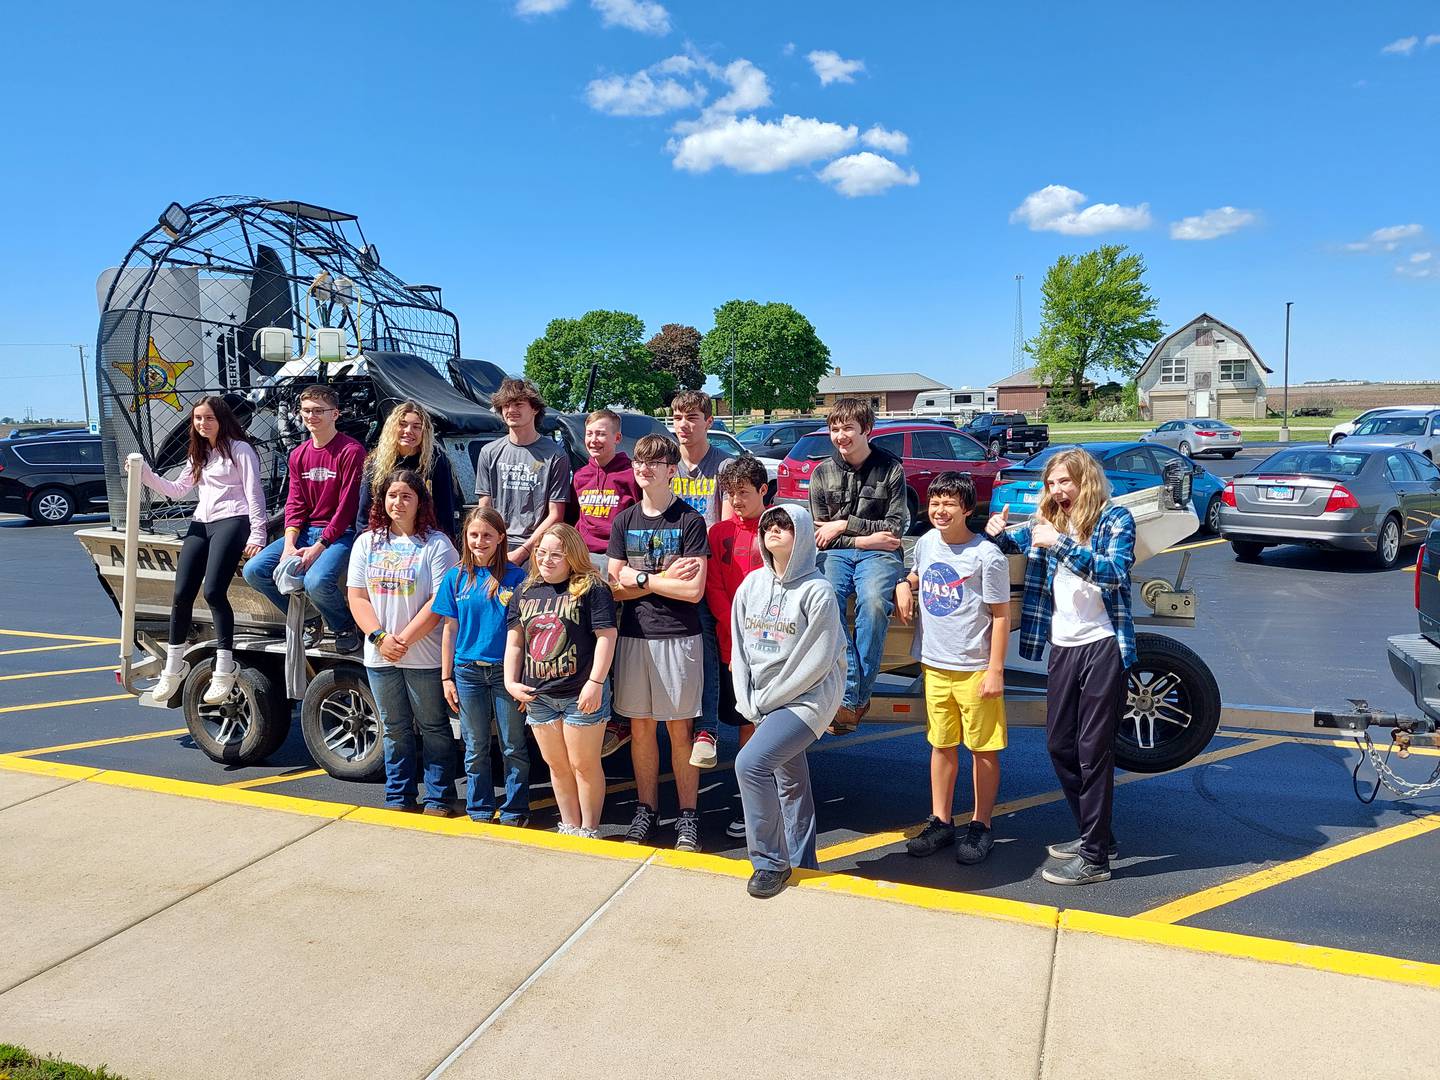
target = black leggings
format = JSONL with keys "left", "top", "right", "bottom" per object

{"left": 171, "top": 515, "right": 250, "bottom": 650}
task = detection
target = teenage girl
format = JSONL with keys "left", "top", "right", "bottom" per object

{"left": 356, "top": 400, "right": 458, "bottom": 542}
{"left": 985, "top": 446, "right": 1136, "bottom": 886}
{"left": 126, "top": 395, "right": 267, "bottom": 703}
{"left": 504, "top": 523, "right": 617, "bottom": 838}
{"left": 433, "top": 507, "right": 530, "bottom": 824}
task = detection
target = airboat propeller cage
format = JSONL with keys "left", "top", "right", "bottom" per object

{"left": 1163, "top": 458, "right": 1193, "bottom": 511}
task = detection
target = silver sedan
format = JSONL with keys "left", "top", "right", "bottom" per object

{"left": 1217, "top": 444, "right": 1440, "bottom": 569}
{"left": 1141, "top": 418, "right": 1244, "bottom": 458}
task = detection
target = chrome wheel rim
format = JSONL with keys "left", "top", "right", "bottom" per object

{"left": 1123, "top": 667, "right": 1193, "bottom": 750}
{"left": 1206, "top": 498, "right": 1221, "bottom": 533}
{"left": 319, "top": 689, "right": 378, "bottom": 764}
{"left": 198, "top": 683, "right": 253, "bottom": 746}
{"left": 1381, "top": 522, "right": 1400, "bottom": 564}
{"left": 36, "top": 493, "right": 69, "bottom": 520}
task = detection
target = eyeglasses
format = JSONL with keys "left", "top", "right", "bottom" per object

{"left": 299, "top": 407, "right": 334, "bottom": 417}
{"left": 632, "top": 460, "right": 674, "bottom": 472}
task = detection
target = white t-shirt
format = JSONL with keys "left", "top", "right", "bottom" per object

{"left": 909, "top": 531, "right": 1010, "bottom": 672}
{"left": 1050, "top": 528, "right": 1114, "bottom": 648}
{"left": 346, "top": 528, "right": 459, "bottom": 669}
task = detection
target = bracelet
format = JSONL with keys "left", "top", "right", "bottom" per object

{"left": 442, "top": 676, "right": 454, "bottom": 683}
{"left": 586, "top": 678, "right": 604, "bottom": 685}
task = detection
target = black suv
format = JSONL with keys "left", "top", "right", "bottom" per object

{"left": 736, "top": 419, "right": 826, "bottom": 460}
{"left": 0, "top": 432, "right": 107, "bottom": 524}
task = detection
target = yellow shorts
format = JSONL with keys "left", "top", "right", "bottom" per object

{"left": 922, "top": 665, "right": 1007, "bottom": 752}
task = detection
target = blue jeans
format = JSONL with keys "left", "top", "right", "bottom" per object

{"left": 242, "top": 526, "right": 357, "bottom": 634}
{"left": 735, "top": 708, "right": 819, "bottom": 873}
{"left": 456, "top": 661, "right": 529, "bottom": 821}
{"left": 818, "top": 548, "right": 902, "bottom": 710}
{"left": 697, "top": 604, "right": 721, "bottom": 737}
{"left": 526, "top": 683, "right": 611, "bottom": 727}
{"left": 366, "top": 665, "right": 453, "bottom": 809}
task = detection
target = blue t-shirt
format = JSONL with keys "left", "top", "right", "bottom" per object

{"left": 432, "top": 564, "right": 527, "bottom": 665}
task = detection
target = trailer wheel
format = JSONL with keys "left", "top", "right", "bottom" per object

{"left": 301, "top": 666, "right": 383, "bottom": 781}
{"left": 184, "top": 657, "right": 289, "bottom": 764}
{"left": 1115, "top": 633, "right": 1221, "bottom": 773}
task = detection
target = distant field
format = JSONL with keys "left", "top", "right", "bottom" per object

{"left": 1047, "top": 410, "right": 1362, "bottom": 443}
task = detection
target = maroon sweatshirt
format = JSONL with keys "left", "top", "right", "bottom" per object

{"left": 284, "top": 433, "right": 366, "bottom": 545}
{"left": 573, "top": 452, "right": 641, "bottom": 554}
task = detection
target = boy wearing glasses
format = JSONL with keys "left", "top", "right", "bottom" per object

{"left": 243, "top": 384, "right": 366, "bottom": 652}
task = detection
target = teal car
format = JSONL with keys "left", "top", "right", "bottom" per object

{"left": 987, "top": 442, "right": 1228, "bottom": 534}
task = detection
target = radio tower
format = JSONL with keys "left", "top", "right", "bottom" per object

{"left": 1012, "top": 274, "right": 1025, "bottom": 373}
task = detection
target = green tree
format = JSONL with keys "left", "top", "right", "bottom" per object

{"left": 523, "top": 310, "right": 675, "bottom": 413}
{"left": 645, "top": 324, "right": 704, "bottom": 394}
{"left": 699, "top": 300, "right": 831, "bottom": 416}
{"left": 1028, "top": 245, "right": 1163, "bottom": 402}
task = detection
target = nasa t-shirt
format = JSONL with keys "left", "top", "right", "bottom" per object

{"left": 909, "top": 531, "right": 1010, "bottom": 672}
{"left": 505, "top": 579, "right": 616, "bottom": 698}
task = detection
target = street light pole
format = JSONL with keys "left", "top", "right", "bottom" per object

{"left": 1279, "top": 302, "right": 1292, "bottom": 444}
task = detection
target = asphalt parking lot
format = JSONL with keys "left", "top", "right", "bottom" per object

{"left": 3, "top": 448, "right": 1438, "bottom": 976}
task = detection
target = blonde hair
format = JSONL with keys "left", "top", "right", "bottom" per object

{"left": 458, "top": 506, "right": 509, "bottom": 599}
{"left": 1038, "top": 448, "right": 1109, "bottom": 543}
{"left": 368, "top": 402, "right": 435, "bottom": 499}
{"left": 523, "top": 523, "right": 603, "bottom": 600}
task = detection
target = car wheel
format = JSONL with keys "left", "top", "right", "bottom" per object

{"left": 1177, "top": 440, "right": 1192, "bottom": 457}
{"left": 905, "top": 488, "right": 922, "bottom": 535}
{"left": 1231, "top": 540, "right": 1266, "bottom": 561}
{"left": 1221, "top": 450, "right": 1238, "bottom": 459}
{"left": 1115, "top": 634, "right": 1222, "bottom": 773}
{"left": 300, "top": 665, "right": 384, "bottom": 780}
{"left": 1330, "top": 435, "right": 1344, "bottom": 447}
{"left": 1373, "top": 515, "right": 1402, "bottom": 570}
{"left": 1204, "top": 495, "right": 1223, "bottom": 535}
{"left": 184, "top": 657, "right": 290, "bottom": 764}
{"left": 766, "top": 479, "right": 777, "bottom": 503}
{"left": 29, "top": 486, "right": 75, "bottom": 525}
{"left": 988, "top": 439, "right": 1002, "bottom": 456}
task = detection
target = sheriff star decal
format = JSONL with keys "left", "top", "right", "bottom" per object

{"left": 112, "top": 336, "right": 193, "bottom": 411}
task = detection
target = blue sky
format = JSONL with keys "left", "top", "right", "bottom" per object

{"left": 1, "top": 1, "right": 1437, "bottom": 418}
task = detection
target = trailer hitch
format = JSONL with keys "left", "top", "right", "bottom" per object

{"left": 1314, "top": 700, "right": 1440, "bottom": 802}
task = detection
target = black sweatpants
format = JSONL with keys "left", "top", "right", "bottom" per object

{"left": 1045, "top": 636, "right": 1124, "bottom": 868}
{"left": 171, "top": 515, "right": 250, "bottom": 650}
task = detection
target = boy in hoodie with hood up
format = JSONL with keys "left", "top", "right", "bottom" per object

{"left": 731, "top": 503, "right": 846, "bottom": 899}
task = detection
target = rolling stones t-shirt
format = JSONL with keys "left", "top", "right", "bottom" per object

{"left": 505, "top": 579, "right": 616, "bottom": 698}
{"left": 909, "top": 531, "right": 1010, "bottom": 672}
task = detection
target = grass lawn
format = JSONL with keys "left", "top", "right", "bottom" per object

{"left": 1046, "top": 409, "right": 1361, "bottom": 444}
{"left": 0, "top": 1044, "right": 127, "bottom": 1079}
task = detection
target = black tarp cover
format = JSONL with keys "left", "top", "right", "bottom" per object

{"left": 364, "top": 351, "right": 506, "bottom": 435}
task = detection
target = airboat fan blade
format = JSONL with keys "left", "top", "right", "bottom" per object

{"left": 239, "top": 245, "right": 295, "bottom": 380}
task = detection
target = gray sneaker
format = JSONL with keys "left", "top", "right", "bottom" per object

{"left": 954, "top": 821, "right": 994, "bottom": 865}
{"left": 1041, "top": 855, "right": 1112, "bottom": 886}
{"left": 1046, "top": 837, "right": 1118, "bottom": 860}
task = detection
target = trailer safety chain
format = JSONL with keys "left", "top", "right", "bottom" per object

{"left": 1352, "top": 732, "right": 1440, "bottom": 803}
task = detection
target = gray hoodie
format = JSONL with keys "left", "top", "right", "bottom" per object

{"left": 730, "top": 504, "right": 847, "bottom": 736}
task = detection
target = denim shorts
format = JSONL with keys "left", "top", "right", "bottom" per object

{"left": 526, "top": 684, "right": 611, "bottom": 728}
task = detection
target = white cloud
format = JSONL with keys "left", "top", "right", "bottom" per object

{"left": 669, "top": 114, "right": 858, "bottom": 174}
{"left": 585, "top": 70, "right": 706, "bottom": 116}
{"left": 860, "top": 125, "right": 909, "bottom": 155}
{"left": 709, "top": 59, "right": 772, "bottom": 115}
{"left": 591, "top": 0, "right": 670, "bottom": 35}
{"left": 818, "top": 152, "right": 919, "bottom": 197}
{"left": 1382, "top": 35, "right": 1419, "bottom": 55}
{"left": 807, "top": 49, "right": 865, "bottom": 86}
{"left": 515, "top": 0, "right": 569, "bottom": 14}
{"left": 1169, "top": 206, "right": 1258, "bottom": 241}
{"left": 1410, "top": 251, "right": 1434, "bottom": 263}
{"left": 1009, "top": 185, "right": 1152, "bottom": 236}
{"left": 1347, "top": 223, "right": 1425, "bottom": 252}
{"left": 782, "top": 42, "right": 796, "bottom": 57}
{"left": 1427, "top": 34, "right": 1440, "bottom": 47}
{"left": 652, "top": 55, "right": 698, "bottom": 75}
{"left": 1396, "top": 255, "right": 1438, "bottom": 279}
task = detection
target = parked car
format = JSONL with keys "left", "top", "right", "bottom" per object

{"left": 1331, "top": 409, "right": 1440, "bottom": 460}
{"left": 1386, "top": 518, "right": 1440, "bottom": 726}
{"left": 705, "top": 429, "right": 780, "bottom": 497}
{"left": 1140, "top": 418, "right": 1243, "bottom": 459}
{"left": 957, "top": 411, "right": 1049, "bottom": 457}
{"left": 0, "top": 431, "right": 107, "bottom": 524}
{"left": 876, "top": 415, "right": 958, "bottom": 429}
{"left": 989, "top": 442, "right": 1228, "bottom": 534}
{"left": 776, "top": 423, "right": 1011, "bottom": 529}
{"left": 2, "top": 424, "right": 88, "bottom": 440}
{"left": 1217, "top": 443, "right": 1440, "bottom": 569}
{"left": 735, "top": 419, "right": 826, "bottom": 460}
{"left": 1330, "top": 406, "right": 1440, "bottom": 447}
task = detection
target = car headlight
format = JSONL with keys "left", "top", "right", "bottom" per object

{"left": 1399, "top": 441, "right": 1417, "bottom": 449}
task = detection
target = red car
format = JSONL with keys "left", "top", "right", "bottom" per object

{"left": 776, "top": 423, "right": 1012, "bottom": 524}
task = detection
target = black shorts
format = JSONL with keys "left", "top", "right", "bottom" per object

{"left": 718, "top": 664, "right": 752, "bottom": 727}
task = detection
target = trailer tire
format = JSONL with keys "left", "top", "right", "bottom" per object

{"left": 301, "top": 666, "right": 383, "bottom": 781}
{"left": 184, "top": 657, "right": 289, "bottom": 764}
{"left": 1115, "top": 633, "right": 1221, "bottom": 773}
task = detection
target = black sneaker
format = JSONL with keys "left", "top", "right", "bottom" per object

{"left": 1041, "top": 855, "right": 1112, "bottom": 886}
{"left": 955, "top": 821, "right": 994, "bottom": 865}
{"left": 302, "top": 617, "right": 324, "bottom": 649}
{"left": 674, "top": 809, "right": 701, "bottom": 852}
{"left": 333, "top": 627, "right": 362, "bottom": 654}
{"left": 1046, "top": 837, "right": 1118, "bottom": 861}
{"left": 905, "top": 815, "right": 956, "bottom": 857}
{"left": 624, "top": 802, "right": 657, "bottom": 845}
{"left": 747, "top": 867, "right": 791, "bottom": 899}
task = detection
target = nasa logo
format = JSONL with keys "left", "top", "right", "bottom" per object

{"left": 527, "top": 613, "right": 567, "bottom": 663}
{"left": 920, "top": 562, "right": 966, "bottom": 617}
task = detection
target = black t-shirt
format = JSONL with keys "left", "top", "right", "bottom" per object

{"left": 607, "top": 498, "right": 709, "bottom": 639}
{"left": 505, "top": 579, "right": 617, "bottom": 698}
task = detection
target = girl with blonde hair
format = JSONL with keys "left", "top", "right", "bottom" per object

{"left": 985, "top": 447, "right": 1135, "bottom": 887}
{"left": 504, "top": 524, "right": 617, "bottom": 837}
{"left": 356, "top": 401, "right": 457, "bottom": 541}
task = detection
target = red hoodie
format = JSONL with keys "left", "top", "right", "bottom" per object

{"left": 706, "top": 514, "right": 765, "bottom": 663}
{"left": 573, "top": 452, "right": 641, "bottom": 554}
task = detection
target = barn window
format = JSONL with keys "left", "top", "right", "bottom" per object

{"left": 1196, "top": 328, "right": 1214, "bottom": 347}
{"left": 1160, "top": 356, "right": 1187, "bottom": 384}
{"left": 1219, "top": 358, "right": 1247, "bottom": 382}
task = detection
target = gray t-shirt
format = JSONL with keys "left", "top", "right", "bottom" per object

{"left": 909, "top": 531, "right": 1010, "bottom": 672}
{"left": 346, "top": 528, "right": 459, "bottom": 669}
{"left": 474, "top": 435, "right": 572, "bottom": 548}
{"left": 671, "top": 444, "right": 730, "bottom": 528}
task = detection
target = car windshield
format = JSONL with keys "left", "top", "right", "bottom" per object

{"left": 792, "top": 433, "right": 834, "bottom": 460}
{"left": 1352, "top": 416, "right": 1428, "bottom": 436}
{"left": 736, "top": 426, "right": 768, "bottom": 446}
{"left": 709, "top": 432, "right": 744, "bottom": 456}
{"left": 1256, "top": 449, "right": 1368, "bottom": 477}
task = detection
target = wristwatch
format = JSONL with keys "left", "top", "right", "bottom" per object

{"left": 635, "top": 571, "right": 650, "bottom": 590}
{"left": 367, "top": 629, "right": 386, "bottom": 645}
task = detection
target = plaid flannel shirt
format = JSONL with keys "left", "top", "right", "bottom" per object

{"left": 988, "top": 504, "right": 1137, "bottom": 669}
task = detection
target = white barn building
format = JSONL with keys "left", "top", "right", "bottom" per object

{"left": 1136, "top": 313, "right": 1271, "bottom": 421}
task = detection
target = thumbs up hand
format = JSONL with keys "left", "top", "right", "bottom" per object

{"left": 984, "top": 505, "right": 1009, "bottom": 537}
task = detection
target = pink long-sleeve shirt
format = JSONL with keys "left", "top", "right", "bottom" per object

{"left": 142, "top": 441, "right": 269, "bottom": 549}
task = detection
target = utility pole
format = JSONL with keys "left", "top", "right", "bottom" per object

{"left": 77, "top": 345, "right": 91, "bottom": 428}
{"left": 729, "top": 329, "right": 737, "bottom": 420}
{"left": 1279, "top": 302, "right": 1293, "bottom": 444}
{"left": 1012, "top": 274, "right": 1025, "bottom": 373}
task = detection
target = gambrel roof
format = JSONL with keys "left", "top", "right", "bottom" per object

{"left": 1136, "top": 313, "right": 1273, "bottom": 379}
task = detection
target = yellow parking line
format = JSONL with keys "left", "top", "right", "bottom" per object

{"left": 0, "top": 629, "right": 118, "bottom": 644}
{"left": 815, "top": 735, "right": 1282, "bottom": 864}
{"left": 0, "top": 693, "right": 131, "bottom": 715}
{"left": 9, "top": 727, "right": 188, "bottom": 758}
{"left": 1166, "top": 537, "right": 1228, "bottom": 553}
{"left": 1403, "top": 565, "right": 1418, "bottom": 574}
{"left": 0, "top": 665, "right": 116, "bottom": 682}
{"left": 225, "top": 768, "right": 329, "bottom": 790}
{"left": 0, "top": 641, "right": 116, "bottom": 657}
{"left": 1234, "top": 732, "right": 1440, "bottom": 758}
{"left": 1136, "top": 812, "right": 1440, "bottom": 925}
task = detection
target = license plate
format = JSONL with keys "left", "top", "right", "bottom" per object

{"left": 1265, "top": 485, "right": 1295, "bottom": 501}
{"left": 797, "top": 479, "right": 809, "bottom": 491}
{"left": 1021, "top": 492, "right": 1039, "bottom": 504}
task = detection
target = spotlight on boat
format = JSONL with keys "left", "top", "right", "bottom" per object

{"left": 158, "top": 202, "right": 191, "bottom": 239}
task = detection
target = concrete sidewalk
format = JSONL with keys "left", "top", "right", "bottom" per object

{"left": 2, "top": 761, "right": 1437, "bottom": 1080}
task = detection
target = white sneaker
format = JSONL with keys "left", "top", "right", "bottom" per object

{"left": 689, "top": 730, "right": 718, "bottom": 769}
{"left": 203, "top": 667, "right": 237, "bottom": 705}
{"left": 577, "top": 826, "right": 601, "bottom": 839}
{"left": 150, "top": 669, "right": 186, "bottom": 702}
{"left": 726, "top": 819, "right": 747, "bottom": 839}
{"left": 556, "top": 823, "right": 578, "bottom": 836}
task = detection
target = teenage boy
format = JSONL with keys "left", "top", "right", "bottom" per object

{"left": 808, "top": 396, "right": 908, "bottom": 735}
{"left": 475, "top": 378, "right": 570, "bottom": 565}
{"left": 244, "top": 384, "right": 365, "bottom": 652}
{"left": 896, "top": 472, "right": 1010, "bottom": 864}
{"left": 670, "top": 390, "right": 731, "bottom": 770}
{"left": 607, "top": 433, "right": 710, "bottom": 852}
{"left": 705, "top": 455, "right": 770, "bottom": 839}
